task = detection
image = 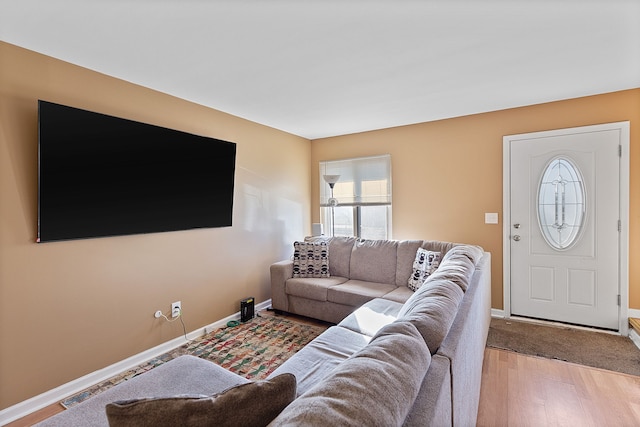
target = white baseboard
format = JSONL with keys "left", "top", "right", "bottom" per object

{"left": 0, "top": 299, "right": 272, "bottom": 426}
{"left": 629, "top": 328, "right": 640, "bottom": 351}
{"left": 491, "top": 309, "right": 505, "bottom": 318}
{"left": 627, "top": 308, "right": 640, "bottom": 319}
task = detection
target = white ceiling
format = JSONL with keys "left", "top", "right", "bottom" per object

{"left": 1, "top": 0, "right": 639, "bottom": 139}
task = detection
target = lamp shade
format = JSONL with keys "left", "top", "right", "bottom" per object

{"left": 323, "top": 174, "right": 340, "bottom": 186}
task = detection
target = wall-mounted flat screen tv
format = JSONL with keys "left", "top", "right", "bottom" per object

{"left": 38, "top": 100, "right": 236, "bottom": 242}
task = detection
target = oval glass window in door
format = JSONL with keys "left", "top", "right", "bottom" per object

{"left": 537, "top": 157, "right": 586, "bottom": 250}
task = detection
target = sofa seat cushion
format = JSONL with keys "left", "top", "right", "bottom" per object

{"left": 286, "top": 276, "right": 349, "bottom": 302}
{"left": 349, "top": 239, "right": 398, "bottom": 285}
{"left": 382, "top": 286, "right": 414, "bottom": 304}
{"left": 337, "top": 298, "right": 403, "bottom": 337}
{"left": 397, "top": 280, "right": 465, "bottom": 354}
{"left": 327, "top": 280, "right": 396, "bottom": 307}
{"left": 269, "top": 321, "right": 431, "bottom": 427}
{"left": 267, "top": 326, "right": 371, "bottom": 397}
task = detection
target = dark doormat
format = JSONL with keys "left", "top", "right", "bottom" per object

{"left": 487, "top": 317, "right": 640, "bottom": 376}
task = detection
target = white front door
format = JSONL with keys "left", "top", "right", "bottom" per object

{"left": 505, "top": 123, "right": 627, "bottom": 330}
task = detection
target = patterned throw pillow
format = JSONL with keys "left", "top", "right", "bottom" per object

{"left": 407, "top": 248, "right": 441, "bottom": 291}
{"left": 292, "top": 241, "right": 330, "bottom": 278}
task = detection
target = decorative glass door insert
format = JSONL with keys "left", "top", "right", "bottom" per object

{"left": 537, "top": 156, "right": 586, "bottom": 250}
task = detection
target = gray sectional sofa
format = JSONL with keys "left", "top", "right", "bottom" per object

{"left": 38, "top": 238, "right": 490, "bottom": 427}
{"left": 269, "top": 237, "right": 492, "bottom": 426}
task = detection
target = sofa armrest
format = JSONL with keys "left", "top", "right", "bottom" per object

{"left": 436, "top": 251, "right": 492, "bottom": 427}
{"left": 270, "top": 260, "right": 293, "bottom": 312}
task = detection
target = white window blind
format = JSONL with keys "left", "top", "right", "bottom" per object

{"left": 320, "top": 155, "right": 392, "bottom": 207}
{"left": 319, "top": 155, "right": 392, "bottom": 239}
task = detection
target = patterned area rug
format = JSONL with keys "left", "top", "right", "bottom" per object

{"left": 61, "top": 314, "right": 328, "bottom": 408}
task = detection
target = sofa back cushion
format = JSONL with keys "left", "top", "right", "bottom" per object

{"left": 306, "top": 236, "right": 356, "bottom": 278}
{"left": 423, "top": 245, "right": 482, "bottom": 292}
{"left": 349, "top": 239, "right": 398, "bottom": 285}
{"left": 396, "top": 279, "right": 465, "bottom": 354}
{"left": 269, "top": 321, "right": 431, "bottom": 427}
{"left": 420, "top": 240, "right": 462, "bottom": 257}
{"left": 328, "top": 237, "right": 357, "bottom": 277}
{"left": 396, "top": 240, "right": 464, "bottom": 286}
{"left": 396, "top": 240, "right": 424, "bottom": 286}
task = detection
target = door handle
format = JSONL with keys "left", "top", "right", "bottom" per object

{"left": 513, "top": 235, "right": 521, "bottom": 241}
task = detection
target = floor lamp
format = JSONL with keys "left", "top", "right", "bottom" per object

{"left": 323, "top": 174, "right": 340, "bottom": 236}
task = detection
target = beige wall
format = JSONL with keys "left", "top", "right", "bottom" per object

{"left": 2, "top": 39, "right": 639, "bottom": 412}
{"left": 311, "top": 88, "right": 640, "bottom": 312}
{"left": 0, "top": 42, "right": 311, "bottom": 409}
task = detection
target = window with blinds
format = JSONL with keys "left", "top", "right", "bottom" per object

{"left": 319, "top": 155, "right": 392, "bottom": 239}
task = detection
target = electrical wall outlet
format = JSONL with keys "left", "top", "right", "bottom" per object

{"left": 171, "top": 301, "right": 181, "bottom": 318}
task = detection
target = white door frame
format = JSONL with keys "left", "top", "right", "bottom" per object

{"left": 503, "top": 122, "right": 630, "bottom": 335}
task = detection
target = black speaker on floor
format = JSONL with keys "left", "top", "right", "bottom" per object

{"left": 241, "top": 297, "right": 255, "bottom": 322}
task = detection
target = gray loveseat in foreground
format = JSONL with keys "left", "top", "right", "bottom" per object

{"left": 39, "top": 238, "right": 490, "bottom": 426}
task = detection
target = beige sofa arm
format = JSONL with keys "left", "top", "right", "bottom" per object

{"left": 270, "top": 260, "right": 293, "bottom": 312}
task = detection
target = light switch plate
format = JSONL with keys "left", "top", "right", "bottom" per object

{"left": 485, "top": 213, "right": 499, "bottom": 224}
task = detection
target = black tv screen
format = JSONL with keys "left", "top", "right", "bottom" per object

{"left": 38, "top": 100, "right": 236, "bottom": 242}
